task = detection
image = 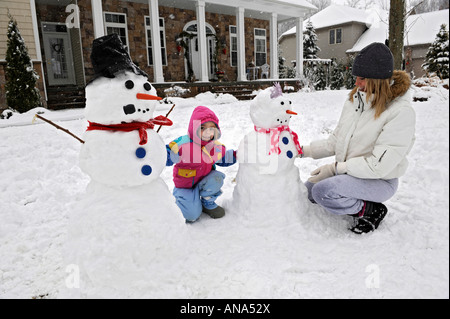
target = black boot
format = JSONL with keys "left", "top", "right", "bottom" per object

{"left": 202, "top": 205, "right": 225, "bottom": 219}
{"left": 350, "top": 201, "right": 388, "bottom": 234}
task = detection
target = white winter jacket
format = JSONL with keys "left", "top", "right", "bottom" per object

{"left": 306, "top": 71, "right": 416, "bottom": 180}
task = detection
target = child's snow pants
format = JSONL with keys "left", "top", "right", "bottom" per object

{"left": 305, "top": 174, "right": 399, "bottom": 215}
{"left": 173, "top": 170, "right": 225, "bottom": 222}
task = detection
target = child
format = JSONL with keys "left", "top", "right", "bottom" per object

{"left": 166, "top": 106, "right": 236, "bottom": 222}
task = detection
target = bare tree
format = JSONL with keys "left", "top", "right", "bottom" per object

{"left": 345, "top": 0, "right": 361, "bottom": 8}
{"left": 310, "top": 0, "right": 332, "bottom": 11}
{"left": 409, "top": 0, "right": 449, "bottom": 13}
{"left": 389, "top": 0, "right": 406, "bottom": 70}
{"left": 377, "top": 0, "right": 391, "bottom": 10}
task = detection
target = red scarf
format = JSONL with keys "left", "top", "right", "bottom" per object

{"left": 87, "top": 115, "right": 173, "bottom": 145}
{"left": 254, "top": 125, "right": 303, "bottom": 156}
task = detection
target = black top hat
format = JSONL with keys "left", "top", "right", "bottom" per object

{"left": 90, "top": 33, "right": 148, "bottom": 81}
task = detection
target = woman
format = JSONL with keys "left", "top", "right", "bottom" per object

{"left": 302, "top": 42, "right": 416, "bottom": 234}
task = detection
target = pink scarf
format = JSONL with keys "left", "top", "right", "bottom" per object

{"left": 254, "top": 125, "right": 303, "bottom": 156}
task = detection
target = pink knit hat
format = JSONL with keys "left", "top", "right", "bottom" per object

{"left": 188, "top": 106, "right": 221, "bottom": 144}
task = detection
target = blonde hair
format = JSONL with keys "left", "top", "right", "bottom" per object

{"left": 350, "top": 78, "right": 393, "bottom": 119}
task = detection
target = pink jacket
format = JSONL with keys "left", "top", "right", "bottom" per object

{"left": 167, "top": 106, "right": 235, "bottom": 189}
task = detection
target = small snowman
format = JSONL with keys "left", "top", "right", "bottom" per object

{"left": 230, "top": 84, "right": 308, "bottom": 226}
{"left": 64, "top": 34, "right": 184, "bottom": 298}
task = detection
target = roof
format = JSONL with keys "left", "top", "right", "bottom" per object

{"left": 273, "top": 0, "right": 317, "bottom": 11}
{"left": 281, "top": 4, "right": 371, "bottom": 37}
{"left": 348, "top": 9, "right": 449, "bottom": 52}
{"left": 157, "top": 0, "right": 317, "bottom": 21}
{"left": 405, "top": 9, "right": 450, "bottom": 46}
{"left": 280, "top": 4, "right": 449, "bottom": 51}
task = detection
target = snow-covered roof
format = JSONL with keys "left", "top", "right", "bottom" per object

{"left": 346, "top": 9, "right": 389, "bottom": 53}
{"left": 272, "top": 0, "right": 317, "bottom": 11}
{"left": 280, "top": 4, "right": 449, "bottom": 52}
{"left": 348, "top": 9, "right": 449, "bottom": 52}
{"left": 405, "top": 9, "right": 450, "bottom": 46}
{"left": 158, "top": 0, "right": 317, "bottom": 21}
{"left": 282, "top": 4, "right": 372, "bottom": 37}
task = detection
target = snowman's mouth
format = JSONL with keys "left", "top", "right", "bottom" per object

{"left": 123, "top": 104, "right": 153, "bottom": 115}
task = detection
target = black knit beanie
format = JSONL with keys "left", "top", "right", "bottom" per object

{"left": 352, "top": 42, "right": 394, "bottom": 79}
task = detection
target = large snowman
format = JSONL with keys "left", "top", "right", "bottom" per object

{"left": 230, "top": 84, "right": 309, "bottom": 226}
{"left": 64, "top": 34, "right": 184, "bottom": 298}
{"left": 79, "top": 36, "right": 171, "bottom": 187}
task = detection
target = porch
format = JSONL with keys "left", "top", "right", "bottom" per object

{"left": 153, "top": 79, "right": 303, "bottom": 101}
{"left": 43, "top": 79, "right": 303, "bottom": 110}
{"left": 33, "top": 0, "right": 316, "bottom": 110}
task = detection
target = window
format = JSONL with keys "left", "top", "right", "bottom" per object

{"left": 230, "top": 26, "right": 237, "bottom": 67}
{"left": 104, "top": 12, "right": 128, "bottom": 49}
{"left": 145, "top": 16, "right": 167, "bottom": 66}
{"left": 329, "top": 28, "right": 342, "bottom": 45}
{"left": 254, "top": 28, "right": 267, "bottom": 66}
{"left": 336, "top": 28, "right": 342, "bottom": 44}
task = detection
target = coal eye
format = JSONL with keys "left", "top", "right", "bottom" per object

{"left": 281, "top": 101, "right": 285, "bottom": 105}
{"left": 289, "top": 101, "right": 292, "bottom": 105}
{"left": 143, "top": 83, "right": 152, "bottom": 91}
{"left": 125, "top": 80, "right": 134, "bottom": 90}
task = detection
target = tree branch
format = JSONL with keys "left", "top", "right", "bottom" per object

{"left": 34, "top": 114, "right": 85, "bottom": 144}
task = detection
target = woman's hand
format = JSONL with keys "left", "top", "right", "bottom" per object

{"left": 298, "top": 145, "right": 311, "bottom": 158}
{"left": 308, "top": 163, "right": 337, "bottom": 183}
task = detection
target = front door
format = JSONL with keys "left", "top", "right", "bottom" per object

{"left": 184, "top": 22, "right": 216, "bottom": 81}
{"left": 189, "top": 36, "right": 202, "bottom": 81}
{"left": 42, "top": 22, "right": 76, "bottom": 86}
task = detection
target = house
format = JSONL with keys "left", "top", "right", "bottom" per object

{"left": 348, "top": 9, "right": 450, "bottom": 78}
{"left": 280, "top": 5, "right": 372, "bottom": 64}
{"left": 279, "top": 4, "right": 449, "bottom": 78}
{"left": 0, "top": 0, "right": 317, "bottom": 112}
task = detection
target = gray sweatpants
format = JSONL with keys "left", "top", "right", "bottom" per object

{"left": 305, "top": 175, "right": 399, "bottom": 216}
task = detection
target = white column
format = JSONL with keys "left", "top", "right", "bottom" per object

{"left": 91, "top": 0, "right": 104, "bottom": 39}
{"left": 149, "top": 0, "right": 165, "bottom": 83}
{"left": 236, "top": 7, "right": 247, "bottom": 82}
{"left": 30, "top": 0, "right": 48, "bottom": 102}
{"left": 270, "top": 12, "right": 279, "bottom": 79}
{"left": 295, "top": 16, "right": 304, "bottom": 78}
{"left": 196, "top": 1, "right": 209, "bottom": 82}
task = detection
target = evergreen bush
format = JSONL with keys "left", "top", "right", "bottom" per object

{"left": 5, "top": 13, "right": 42, "bottom": 113}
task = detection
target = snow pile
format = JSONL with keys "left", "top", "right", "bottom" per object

{"left": 62, "top": 180, "right": 185, "bottom": 298}
{"left": 413, "top": 76, "right": 449, "bottom": 88}
{"left": 164, "top": 85, "right": 191, "bottom": 97}
{"left": 195, "top": 91, "right": 238, "bottom": 105}
{"left": 411, "top": 77, "right": 449, "bottom": 101}
{"left": 0, "top": 88, "right": 448, "bottom": 299}
{"left": 0, "top": 107, "right": 84, "bottom": 128}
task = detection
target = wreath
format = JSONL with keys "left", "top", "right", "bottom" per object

{"left": 52, "top": 43, "right": 62, "bottom": 53}
{"left": 176, "top": 30, "right": 222, "bottom": 82}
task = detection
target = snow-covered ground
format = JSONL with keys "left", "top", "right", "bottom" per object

{"left": 0, "top": 85, "right": 448, "bottom": 299}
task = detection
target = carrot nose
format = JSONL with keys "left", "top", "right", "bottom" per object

{"left": 286, "top": 110, "right": 297, "bottom": 115}
{"left": 136, "top": 93, "right": 162, "bottom": 101}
